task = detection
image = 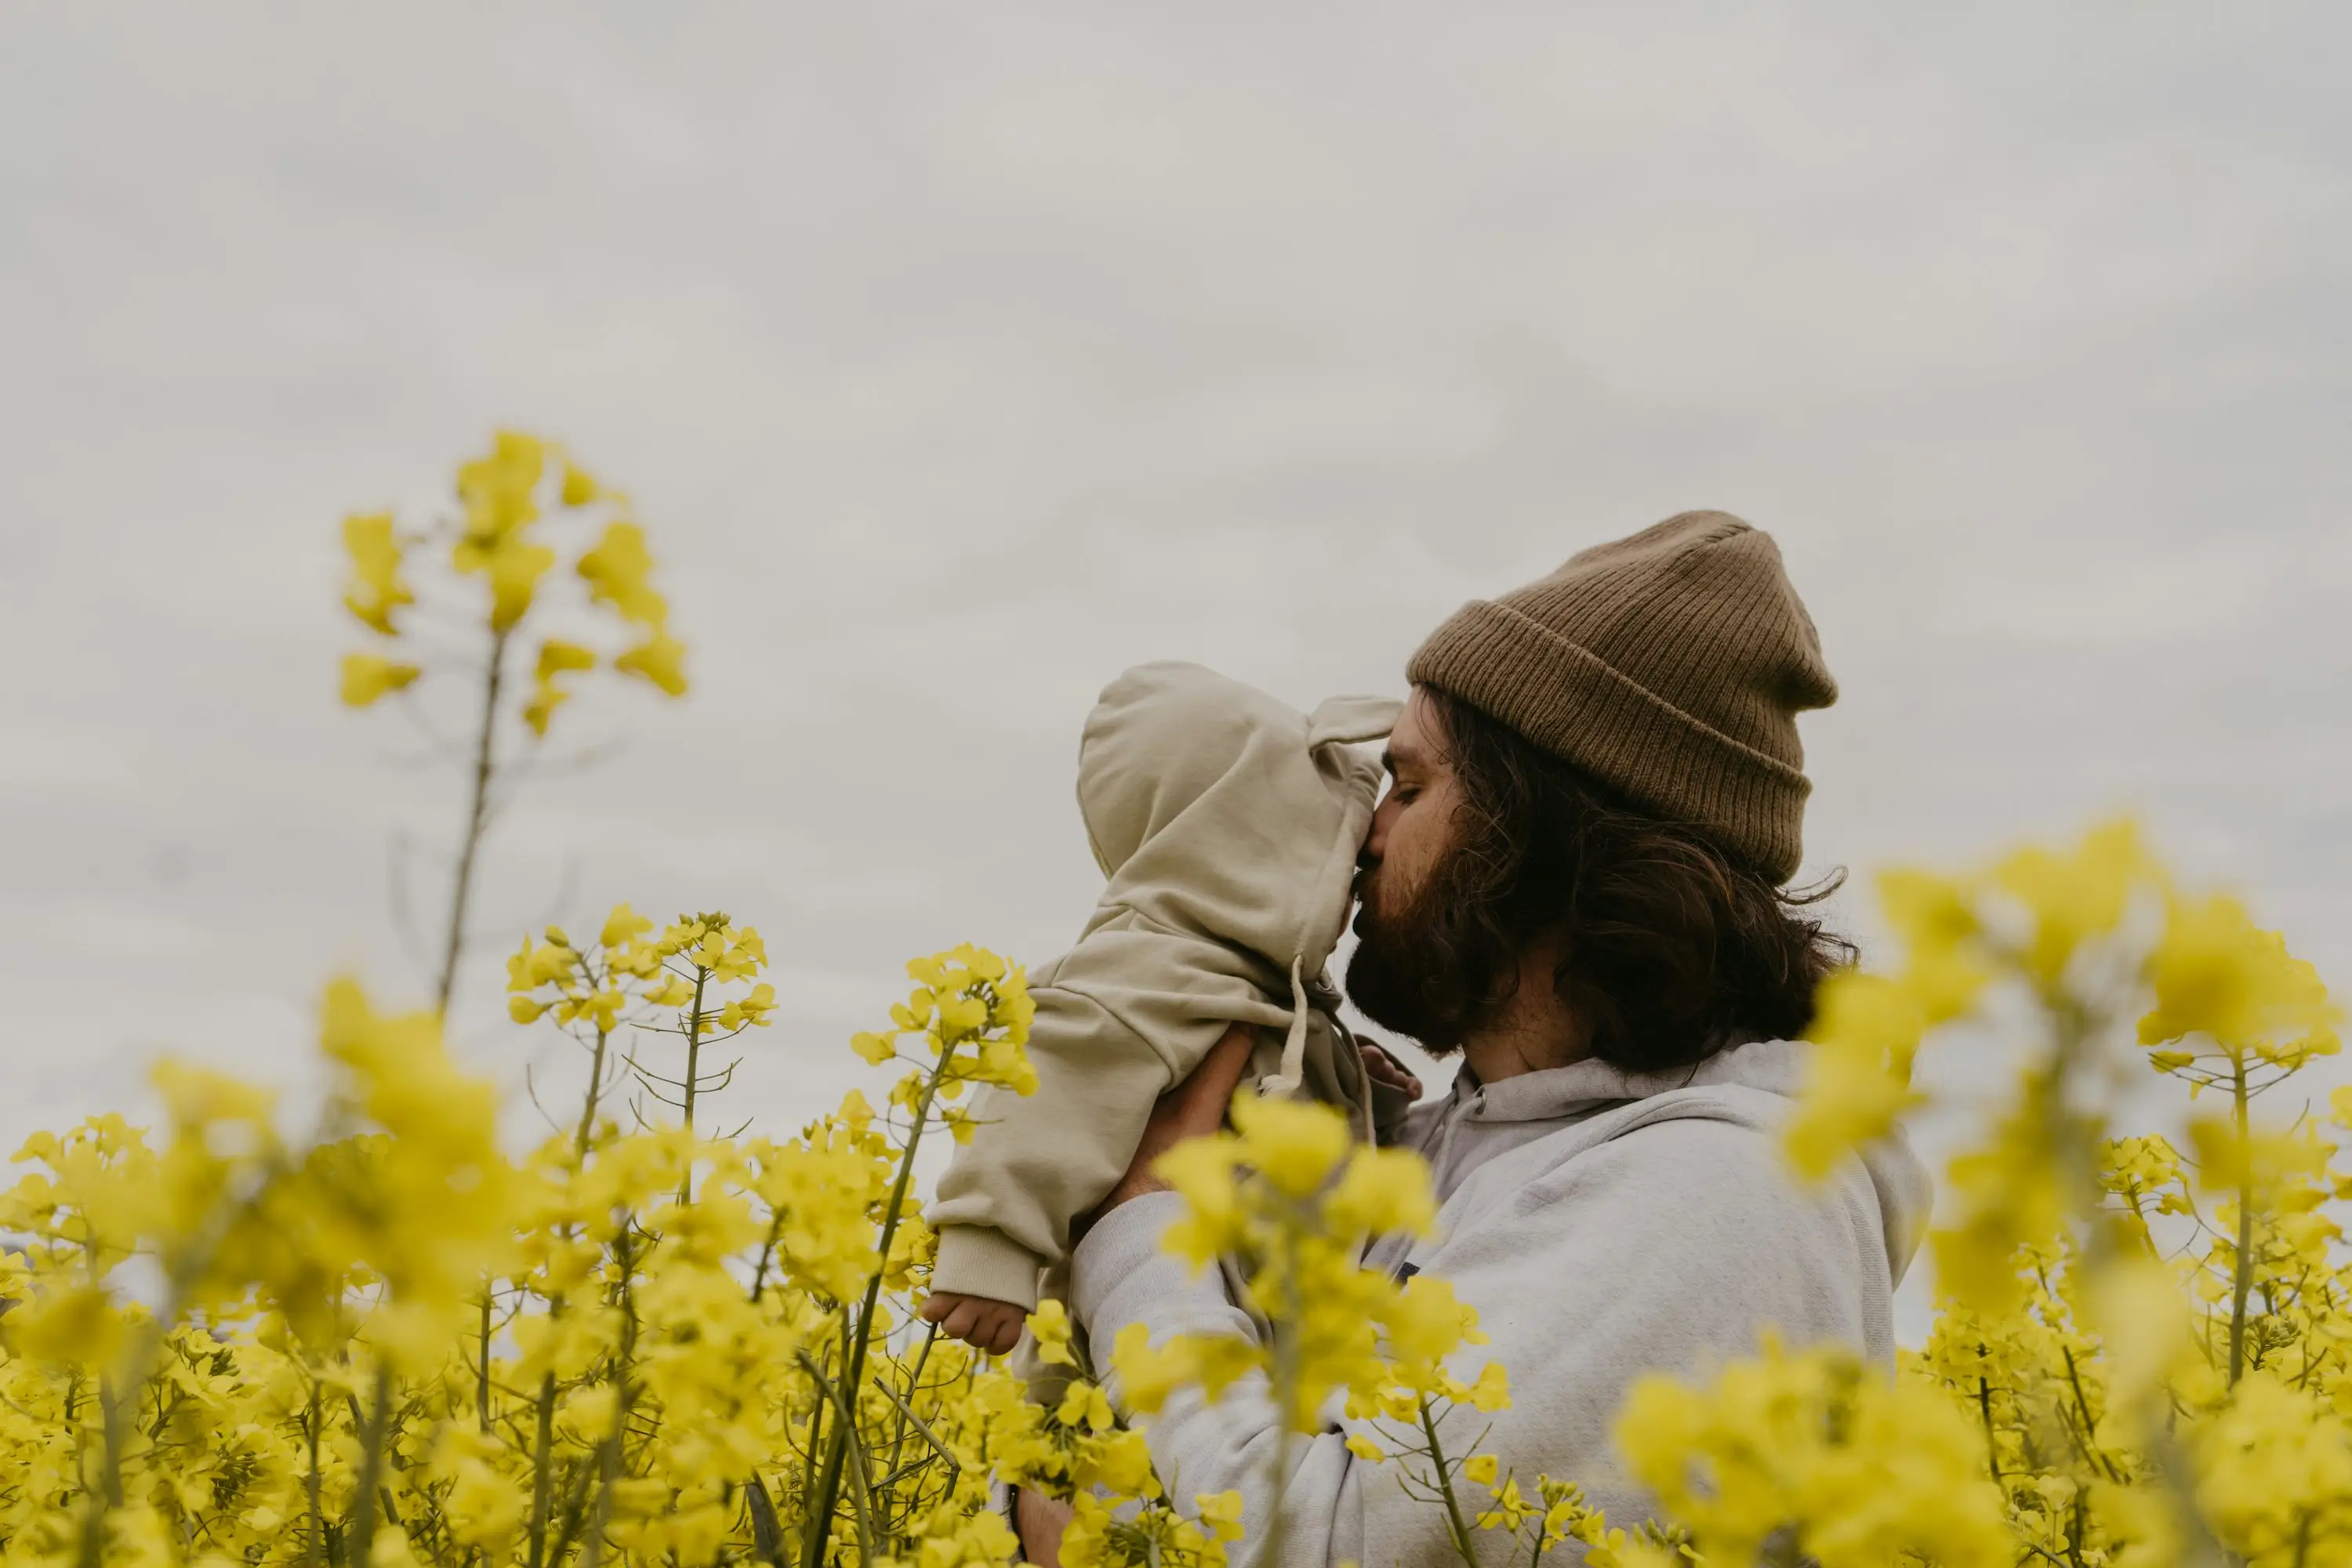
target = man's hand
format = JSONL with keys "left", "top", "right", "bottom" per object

{"left": 916, "top": 1291, "right": 1026, "bottom": 1356}
{"left": 1359, "top": 1040, "right": 1425, "bottom": 1102}
{"left": 1014, "top": 1486, "right": 1073, "bottom": 1568}
{"left": 1076, "top": 1022, "right": 1257, "bottom": 1233}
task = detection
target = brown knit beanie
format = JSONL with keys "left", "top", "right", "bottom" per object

{"left": 1406, "top": 510, "right": 1835, "bottom": 884}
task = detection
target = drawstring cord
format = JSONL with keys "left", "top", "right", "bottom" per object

{"left": 1425, "top": 1082, "right": 1468, "bottom": 1186}
{"left": 1255, "top": 955, "right": 1312, "bottom": 1098}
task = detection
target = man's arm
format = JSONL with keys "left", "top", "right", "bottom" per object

{"left": 1057, "top": 1027, "right": 1426, "bottom": 1567}
{"left": 1073, "top": 1191, "right": 1416, "bottom": 1568}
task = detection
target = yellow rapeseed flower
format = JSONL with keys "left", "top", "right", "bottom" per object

{"left": 339, "top": 510, "right": 412, "bottom": 635}
{"left": 578, "top": 520, "right": 670, "bottom": 630}
{"left": 339, "top": 651, "right": 420, "bottom": 707}
{"left": 524, "top": 637, "right": 597, "bottom": 735}
{"left": 2141, "top": 891, "right": 2340, "bottom": 1063}
{"left": 615, "top": 630, "right": 689, "bottom": 696}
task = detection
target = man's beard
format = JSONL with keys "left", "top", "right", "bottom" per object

{"left": 1344, "top": 853, "right": 1508, "bottom": 1055}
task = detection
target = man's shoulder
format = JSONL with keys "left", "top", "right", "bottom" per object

{"left": 1442, "top": 1087, "right": 1826, "bottom": 1232}
{"left": 1564, "top": 1102, "right": 1807, "bottom": 1208}
{"left": 1421, "top": 1109, "right": 1878, "bottom": 1316}
{"left": 1559, "top": 1094, "right": 1795, "bottom": 1188}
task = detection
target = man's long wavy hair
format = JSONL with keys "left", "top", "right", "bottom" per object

{"left": 1348, "top": 687, "right": 1854, "bottom": 1073}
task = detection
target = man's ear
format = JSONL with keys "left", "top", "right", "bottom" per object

{"left": 1307, "top": 695, "right": 1403, "bottom": 749}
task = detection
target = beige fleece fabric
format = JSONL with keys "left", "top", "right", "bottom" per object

{"left": 928, "top": 662, "right": 1403, "bottom": 1309}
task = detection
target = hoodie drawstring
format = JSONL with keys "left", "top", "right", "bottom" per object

{"left": 1256, "top": 955, "right": 1312, "bottom": 1098}
{"left": 1424, "top": 1083, "right": 1469, "bottom": 1189}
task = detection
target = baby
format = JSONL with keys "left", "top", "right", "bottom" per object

{"left": 921, "top": 661, "right": 1413, "bottom": 1355}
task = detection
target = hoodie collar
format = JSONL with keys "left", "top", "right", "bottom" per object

{"left": 1450, "top": 1037, "right": 1812, "bottom": 1124}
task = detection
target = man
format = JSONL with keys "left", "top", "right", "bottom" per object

{"left": 1024, "top": 511, "right": 1929, "bottom": 1565}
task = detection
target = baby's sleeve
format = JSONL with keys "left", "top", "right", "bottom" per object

{"left": 927, "top": 981, "right": 1179, "bottom": 1308}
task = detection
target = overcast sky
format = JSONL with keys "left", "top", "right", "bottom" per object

{"left": 4, "top": 5, "right": 2347, "bottom": 1333}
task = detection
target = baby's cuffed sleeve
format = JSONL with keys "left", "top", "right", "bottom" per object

{"left": 931, "top": 1224, "right": 1045, "bottom": 1310}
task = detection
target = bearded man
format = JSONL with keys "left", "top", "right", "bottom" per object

{"left": 1022, "top": 512, "right": 1929, "bottom": 1566}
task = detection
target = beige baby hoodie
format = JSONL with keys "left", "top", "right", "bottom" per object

{"left": 928, "top": 662, "right": 1404, "bottom": 1309}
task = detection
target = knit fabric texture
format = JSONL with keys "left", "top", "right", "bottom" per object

{"left": 1406, "top": 510, "right": 1836, "bottom": 883}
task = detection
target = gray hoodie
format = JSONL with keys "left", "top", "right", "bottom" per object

{"left": 1072, "top": 1038, "right": 1932, "bottom": 1566}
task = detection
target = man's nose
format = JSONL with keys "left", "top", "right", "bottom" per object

{"left": 1363, "top": 794, "right": 1395, "bottom": 861}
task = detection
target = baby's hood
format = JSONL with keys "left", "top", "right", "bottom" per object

{"left": 1077, "top": 662, "right": 1399, "bottom": 979}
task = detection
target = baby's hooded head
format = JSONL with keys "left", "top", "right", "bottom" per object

{"left": 1078, "top": 663, "right": 1298, "bottom": 877}
{"left": 1073, "top": 662, "right": 1398, "bottom": 963}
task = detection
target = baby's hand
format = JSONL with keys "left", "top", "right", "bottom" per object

{"left": 1359, "top": 1040, "right": 1425, "bottom": 1102}
{"left": 919, "top": 1290, "right": 1027, "bottom": 1355}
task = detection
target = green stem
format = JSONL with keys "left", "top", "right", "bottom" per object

{"left": 677, "top": 966, "right": 710, "bottom": 1204}
{"left": 798, "top": 1341, "right": 829, "bottom": 1547}
{"left": 582, "top": 1232, "right": 640, "bottom": 1568}
{"left": 436, "top": 626, "right": 510, "bottom": 1017}
{"left": 801, "top": 1056, "right": 950, "bottom": 1566}
{"left": 543, "top": 1454, "right": 600, "bottom": 1568}
{"left": 575, "top": 1022, "right": 612, "bottom": 1157}
{"left": 525, "top": 1372, "right": 557, "bottom": 1568}
{"left": 2230, "top": 1057, "right": 2254, "bottom": 1386}
{"left": 746, "top": 1477, "right": 789, "bottom": 1568}
{"left": 306, "top": 1375, "right": 325, "bottom": 1568}
{"left": 747, "top": 1210, "right": 787, "bottom": 1306}
{"left": 477, "top": 1287, "right": 495, "bottom": 1433}
{"left": 874, "top": 1366, "right": 960, "bottom": 1497}
{"left": 879, "top": 1325, "right": 942, "bottom": 1495}
{"left": 347, "top": 1365, "right": 394, "bottom": 1568}
{"left": 1417, "top": 1398, "right": 1481, "bottom": 1566}
{"left": 581, "top": 1427, "right": 621, "bottom": 1568}
{"left": 74, "top": 1374, "right": 126, "bottom": 1568}
{"left": 1977, "top": 1373, "right": 2003, "bottom": 1486}
{"left": 800, "top": 1350, "right": 880, "bottom": 1566}
{"left": 2058, "top": 1344, "right": 2122, "bottom": 1483}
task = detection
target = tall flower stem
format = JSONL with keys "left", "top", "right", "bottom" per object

{"left": 677, "top": 965, "right": 711, "bottom": 1205}
{"left": 73, "top": 1374, "right": 125, "bottom": 1568}
{"left": 575, "top": 1022, "right": 613, "bottom": 1156}
{"left": 583, "top": 1230, "right": 641, "bottom": 1568}
{"left": 477, "top": 1288, "right": 495, "bottom": 1433}
{"left": 2229, "top": 1056, "right": 2254, "bottom": 1387}
{"left": 802, "top": 1054, "right": 951, "bottom": 1566}
{"left": 436, "top": 631, "right": 510, "bottom": 1462}
{"left": 305, "top": 1377, "right": 325, "bottom": 1568}
{"left": 436, "top": 626, "right": 511, "bottom": 1017}
{"left": 525, "top": 1367, "right": 559, "bottom": 1568}
{"left": 347, "top": 1365, "right": 395, "bottom": 1568}
{"left": 1417, "top": 1399, "right": 1481, "bottom": 1567}
{"left": 801, "top": 1350, "right": 880, "bottom": 1565}
{"left": 1977, "top": 1375, "right": 2003, "bottom": 1486}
